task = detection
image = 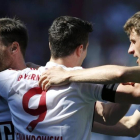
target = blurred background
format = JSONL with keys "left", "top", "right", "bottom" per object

{"left": 1, "top": 0, "right": 140, "bottom": 139}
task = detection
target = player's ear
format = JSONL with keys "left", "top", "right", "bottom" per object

{"left": 76, "top": 45, "right": 83, "bottom": 57}
{"left": 10, "top": 42, "right": 19, "bottom": 54}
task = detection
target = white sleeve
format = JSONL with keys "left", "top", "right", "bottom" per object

{"left": 0, "top": 70, "right": 18, "bottom": 99}
{"left": 74, "top": 83, "right": 104, "bottom": 103}
{"left": 76, "top": 83, "right": 119, "bottom": 103}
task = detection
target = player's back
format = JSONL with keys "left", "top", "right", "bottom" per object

{"left": 0, "top": 63, "right": 103, "bottom": 140}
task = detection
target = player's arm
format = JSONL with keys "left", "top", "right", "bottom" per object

{"left": 39, "top": 65, "right": 140, "bottom": 90}
{"left": 98, "top": 82, "right": 140, "bottom": 104}
{"left": 94, "top": 83, "right": 140, "bottom": 125}
{"left": 94, "top": 101, "right": 130, "bottom": 125}
{"left": 93, "top": 110, "right": 140, "bottom": 137}
{"left": 114, "top": 83, "right": 140, "bottom": 104}
{"left": 39, "top": 65, "right": 140, "bottom": 104}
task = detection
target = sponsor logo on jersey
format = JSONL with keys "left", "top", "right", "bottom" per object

{"left": 0, "top": 122, "right": 14, "bottom": 140}
{"left": 18, "top": 74, "right": 40, "bottom": 81}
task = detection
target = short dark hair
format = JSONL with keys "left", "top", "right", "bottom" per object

{"left": 124, "top": 11, "right": 140, "bottom": 35}
{"left": 49, "top": 16, "right": 93, "bottom": 58}
{"left": 0, "top": 18, "right": 28, "bottom": 57}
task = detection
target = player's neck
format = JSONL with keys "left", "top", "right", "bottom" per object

{"left": 11, "top": 62, "right": 26, "bottom": 70}
{"left": 50, "top": 56, "right": 80, "bottom": 67}
{"left": 10, "top": 55, "right": 26, "bottom": 70}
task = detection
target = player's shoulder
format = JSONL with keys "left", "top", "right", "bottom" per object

{"left": 19, "top": 66, "right": 46, "bottom": 78}
{"left": 0, "top": 67, "right": 35, "bottom": 77}
{"left": 0, "top": 68, "right": 19, "bottom": 76}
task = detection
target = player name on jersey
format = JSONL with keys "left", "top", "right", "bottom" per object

{"left": 16, "top": 133, "right": 63, "bottom": 140}
{"left": 0, "top": 122, "right": 14, "bottom": 140}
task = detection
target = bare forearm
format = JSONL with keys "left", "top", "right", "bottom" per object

{"left": 115, "top": 83, "right": 140, "bottom": 104}
{"left": 102, "top": 103, "right": 130, "bottom": 125}
{"left": 95, "top": 101, "right": 130, "bottom": 125}
{"left": 93, "top": 110, "right": 140, "bottom": 137}
{"left": 68, "top": 65, "right": 140, "bottom": 84}
{"left": 39, "top": 65, "right": 140, "bottom": 91}
{"left": 93, "top": 121, "right": 131, "bottom": 136}
{"left": 93, "top": 117, "right": 136, "bottom": 137}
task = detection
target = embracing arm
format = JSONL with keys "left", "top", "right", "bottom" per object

{"left": 115, "top": 83, "right": 140, "bottom": 104}
{"left": 93, "top": 110, "right": 140, "bottom": 137}
{"left": 67, "top": 65, "right": 140, "bottom": 84}
{"left": 39, "top": 65, "right": 140, "bottom": 104}
{"left": 94, "top": 101, "right": 130, "bottom": 125}
{"left": 39, "top": 65, "right": 140, "bottom": 90}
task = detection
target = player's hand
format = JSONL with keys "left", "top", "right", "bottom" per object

{"left": 39, "top": 66, "right": 70, "bottom": 91}
{"left": 26, "top": 62, "right": 40, "bottom": 69}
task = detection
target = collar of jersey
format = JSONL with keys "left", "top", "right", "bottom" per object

{"left": 45, "top": 61, "right": 82, "bottom": 70}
